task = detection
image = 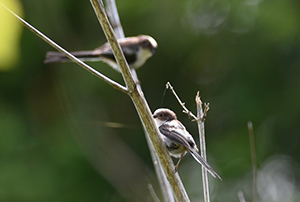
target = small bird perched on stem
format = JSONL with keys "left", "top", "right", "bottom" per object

{"left": 153, "top": 108, "right": 221, "bottom": 180}
{"left": 44, "top": 35, "right": 157, "bottom": 72}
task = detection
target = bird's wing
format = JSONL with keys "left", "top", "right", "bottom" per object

{"left": 94, "top": 42, "right": 137, "bottom": 65}
{"left": 158, "top": 123, "right": 195, "bottom": 150}
{"left": 158, "top": 123, "right": 222, "bottom": 180}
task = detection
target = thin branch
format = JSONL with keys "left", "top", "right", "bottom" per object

{"left": 196, "top": 92, "right": 210, "bottom": 202}
{"left": 0, "top": 3, "right": 127, "bottom": 94}
{"left": 238, "top": 191, "right": 247, "bottom": 202}
{"left": 90, "top": 0, "right": 135, "bottom": 91}
{"left": 104, "top": 0, "right": 142, "bottom": 94}
{"left": 147, "top": 184, "right": 161, "bottom": 202}
{"left": 130, "top": 68, "right": 143, "bottom": 95}
{"left": 146, "top": 134, "right": 175, "bottom": 202}
{"left": 90, "top": 1, "right": 190, "bottom": 201}
{"left": 166, "top": 82, "right": 198, "bottom": 120}
{"left": 201, "top": 102, "right": 210, "bottom": 122}
{"left": 248, "top": 121, "right": 257, "bottom": 202}
{"left": 105, "top": 0, "right": 125, "bottom": 39}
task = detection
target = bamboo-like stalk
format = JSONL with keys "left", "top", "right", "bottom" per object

{"left": 90, "top": 0, "right": 190, "bottom": 201}
{"left": 103, "top": 1, "right": 174, "bottom": 201}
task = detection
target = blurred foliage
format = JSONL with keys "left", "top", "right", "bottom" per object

{"left": 0, "top": 0, "right": 300, "bottom": 201}
{"left": 0, "top": 0, "right": 23, "bottom": 70}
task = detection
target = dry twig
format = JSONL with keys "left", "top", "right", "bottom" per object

{"left": 196, "top": 92, "right": 210, "bottom": 202}
{"left": 248, "top": 121, "right": 257, "bottom": 202}
{"left": 238, "top": 191, "right": 247, "bottom": 202}
{"left": 166, "top": 82, "right": 220, "bottom": 201}
{"left": 147, "top": 184, "right": 161, "bottom": 202}
{"left": 166, "top": 82, "right": 198, "bottom": 120}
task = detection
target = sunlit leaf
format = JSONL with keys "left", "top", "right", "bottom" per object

{"left": 0, "top": 0, "right": 23, "bottom": 70}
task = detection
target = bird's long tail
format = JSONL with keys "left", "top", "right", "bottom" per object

{"left": 44, "top": 50, "right": 103, "bottom": 63}
{"left": 189, "top": 149, "right": 222, "bottom": 180}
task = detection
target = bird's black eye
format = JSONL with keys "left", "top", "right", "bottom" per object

{"left": 142, "top": 40, "right": 151, "bottom": 48}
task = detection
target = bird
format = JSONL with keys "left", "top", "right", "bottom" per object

{"left": 44, "top": 35, "right": 158, "bottom": 72}
{"left": 153, "top": 108, "right": 221, "bottom": 180}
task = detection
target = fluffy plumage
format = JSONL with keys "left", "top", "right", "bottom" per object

{"left": 153, "top": 108, "right": 221, "bottom": 180}
{"left": 45, "top": 35, "right": 157, "bottom": 72}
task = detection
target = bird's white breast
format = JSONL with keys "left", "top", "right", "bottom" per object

{"left": 131, "top": 48, "right": 152, "bottom": 69}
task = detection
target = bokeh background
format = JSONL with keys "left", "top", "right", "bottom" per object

{"left": 1, "top": 0, "right": 300, "bottom": 201}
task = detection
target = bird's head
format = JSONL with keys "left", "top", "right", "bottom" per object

{"left": 153, "top": 108, "right": 177, "bottom": 126}
{"left": 138, "top": 35, "right": 158, "bottom": 55}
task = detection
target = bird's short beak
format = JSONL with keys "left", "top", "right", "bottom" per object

{"left": 153, "top": 115, "right": 157, "bottom": 118}
{"left": 151, "top": 48, "right": 155, "bottom": 54}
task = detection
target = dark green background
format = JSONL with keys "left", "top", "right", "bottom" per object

{"left": 1, "top": 0, "right": 300, "bottom": 201}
